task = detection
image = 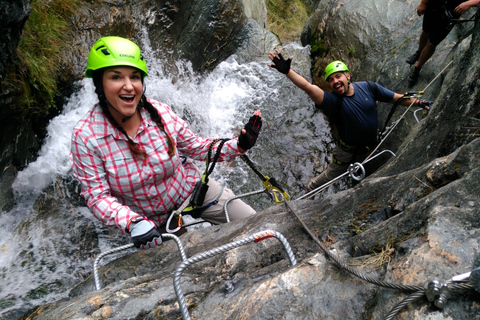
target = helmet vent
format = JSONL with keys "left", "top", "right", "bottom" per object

{"left": 95, "top": 45, "right": 110, "bottom": 56}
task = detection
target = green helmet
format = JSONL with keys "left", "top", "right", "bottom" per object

{"left": 85, "top": 36, "right": 148, "bottom": 78}
{"left": 324, "top": 60, "right": 350, "bottom": 80}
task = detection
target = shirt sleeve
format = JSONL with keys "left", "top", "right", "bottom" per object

{"left": 374, "top": 82, "right": 395, "bottom": 103}
{"left": 70, "top": 127, "right": 140, "bottom": 233}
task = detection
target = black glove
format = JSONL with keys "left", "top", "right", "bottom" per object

{"left": 418, "top": 99, "right": 434, "bottom": 109}
{"left": 270, "top": 53, "right": 292, "bottom": 75}
{"left": 238, "top": 114, "right": 262, "bottom": 151}
{"left": 129, "top": 219, "right": 162, "bottom": 249}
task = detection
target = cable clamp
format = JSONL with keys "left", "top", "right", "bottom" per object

{"left": 424, "top": 279, "right": 450, "bottom": 308}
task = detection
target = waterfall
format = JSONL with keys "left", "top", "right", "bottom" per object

{"left": 0, "top": 36, "right": 333, "bottom": 315}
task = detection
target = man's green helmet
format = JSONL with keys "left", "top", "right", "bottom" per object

{"left": 324, "top": 60, "right": 350, "bottom": 80}
{"left": 85, "top": 36, "right": 148, "bottom": 78}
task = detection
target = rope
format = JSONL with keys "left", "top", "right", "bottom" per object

{"left": 285, "top": 201, "right": 423, "bottom": 291}
{"left": 284, "top": 200, "right": 476, "bottom": 319}
{"left": 206, "top": 139, "right": 229, "bottom": 177}
{"left": 383, "top": 291, "right": 425, "bottom": 320}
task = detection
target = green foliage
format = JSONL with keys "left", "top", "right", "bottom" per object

{"left": 16, "top": 0, "right": 79, "bottom": 115}
{"left": 266, "top": 0, "right": 313, "bottom": 43}
{"left": 311, "top": 39, "right": 329, "bottom": 58}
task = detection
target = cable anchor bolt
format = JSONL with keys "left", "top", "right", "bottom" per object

{"left": 348, "top": 162, "right": 366, "bottom": 181}
{"left": 425, "top": 279, "right": 450, "bottom": 308}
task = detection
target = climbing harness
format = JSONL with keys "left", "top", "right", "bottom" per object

{"left": 284, "top": 200, "right": 477, "bottom": 320}
{"left": 93, "top": 233, "right": 186, "bottom": 291}
{"left": 240, "top": 154, "right": 290, "bottom": 204}
{"left": 166, "top": 139, "right": 229, "bottom": 233}
{"left": 173, "top": 229, "right": 296, "bottom": 320}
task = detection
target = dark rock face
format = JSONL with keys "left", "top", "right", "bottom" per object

{"left": 146, "top": 0, "right": 248, "bottom": 71}
{"left": 66, "top": 0, "right": 255, "bottom": 80}
{"left": 0, "top": 0, "right": 33, "bottom": 211}
{"left": 0, "top": 0, "right": 31, "bottom": 80}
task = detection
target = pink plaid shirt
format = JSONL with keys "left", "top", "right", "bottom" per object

{"left": 70, "top": 98, "right": 243, "bottom": 233}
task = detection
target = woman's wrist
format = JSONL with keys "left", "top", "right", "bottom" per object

{"left": 126, "top": 215, "right": 144, "bottom": 233}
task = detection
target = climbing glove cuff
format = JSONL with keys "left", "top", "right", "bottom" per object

{"left": 418, "top": 99, "right": 434, "bottom": 109}
{"left": 270, "top": 53, "right": 292, "bottom": 75}
{"left": 129, "top": 219, "right": 162, "bottom": 249}
{"left": 238, "top": 114, "right": 262, "bottom": 151}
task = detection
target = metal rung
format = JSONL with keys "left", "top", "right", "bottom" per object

{"left": 93, "top": 233, "right": 187, "bottom": 291}
{"left": 223, "top": 189, "right": 267, "bottom": 222}
{"left": 173, "top": 230, "right": 297, "bottom": 320}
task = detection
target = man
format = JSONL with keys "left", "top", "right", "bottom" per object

{"left": 406, "top": 0, "right": 479, "bottom": 86}
{"left": 268, "top": 51, "right": 433, "bottom": 194}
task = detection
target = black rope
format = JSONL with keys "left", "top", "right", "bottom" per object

{"left": 240, "top": 154, "right": 267, "bottom": 182}
{"left": 380, "top": 96, "right": 407, "bottom": 138}
{"left": 205, "top": 138, "right": 229, "bottom": 177}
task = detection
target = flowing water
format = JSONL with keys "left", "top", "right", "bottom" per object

{"left": 0, "top": 34, "right": 334, "bottom": 315}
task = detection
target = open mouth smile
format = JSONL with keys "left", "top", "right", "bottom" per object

{"left": 120, "top": 95, "right": 135, "bottom": 103}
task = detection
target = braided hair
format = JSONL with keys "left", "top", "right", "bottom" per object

{"left": 92, "top": 69, "right": 176, "bottom": 158}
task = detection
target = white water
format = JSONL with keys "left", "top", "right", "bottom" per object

{"left": 0, "top": 36, "right": 332, "bottom": 314}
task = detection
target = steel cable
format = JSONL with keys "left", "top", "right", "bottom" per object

{"left": 284, "top": 200, "right": 475, "bottom": 319}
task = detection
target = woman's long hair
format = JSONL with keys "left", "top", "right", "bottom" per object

{"left": 92, "top": 69, "right": 176, "bottom": 158}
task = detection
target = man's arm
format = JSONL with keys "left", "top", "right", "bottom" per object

{"left": 268, "top": 50, "right": 325, "bottom": 105}
{"left": 390, "top": 92, "right": 432, "bottom": 110}
{"left": 455, "top": 0, "right": 480, "bottom": 15}
{"left": 286, "top": 69, "right": 325, "bottom": 105}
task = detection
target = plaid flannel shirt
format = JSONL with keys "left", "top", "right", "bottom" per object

{"left": 70, "top": 98, "right": 243, "bottom": 232}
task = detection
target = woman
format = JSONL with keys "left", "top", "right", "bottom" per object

{"left": 71, "top": 36, "right": 261, "bottom": 249}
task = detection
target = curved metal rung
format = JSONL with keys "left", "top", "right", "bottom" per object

{"left": 223, "top": 189, "right": 267, "bottom": 222}
{"left": 173, "top": 230, "right": 297, "bottom": 320}
{"left": 297, "top": 149, "right": 396, "bottom": 200}
{"left": 93, "top": 233, "right": 187, "bottom": 291}
{"left": 413, "top": 108, "right": 425, "bottom": 123}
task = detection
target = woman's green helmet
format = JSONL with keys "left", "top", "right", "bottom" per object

{"left": 324, "top": 60, "right": 350, "bottom": 80}
{"left": 85, "top": 36, "right": 148, "bottom": 78}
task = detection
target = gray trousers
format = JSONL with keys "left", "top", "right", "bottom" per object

{"left": 306, "top": 145, "right": 368, "bottom": 191}
{"left": 199, "top": 178, "right": 256, "bottom": 224}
